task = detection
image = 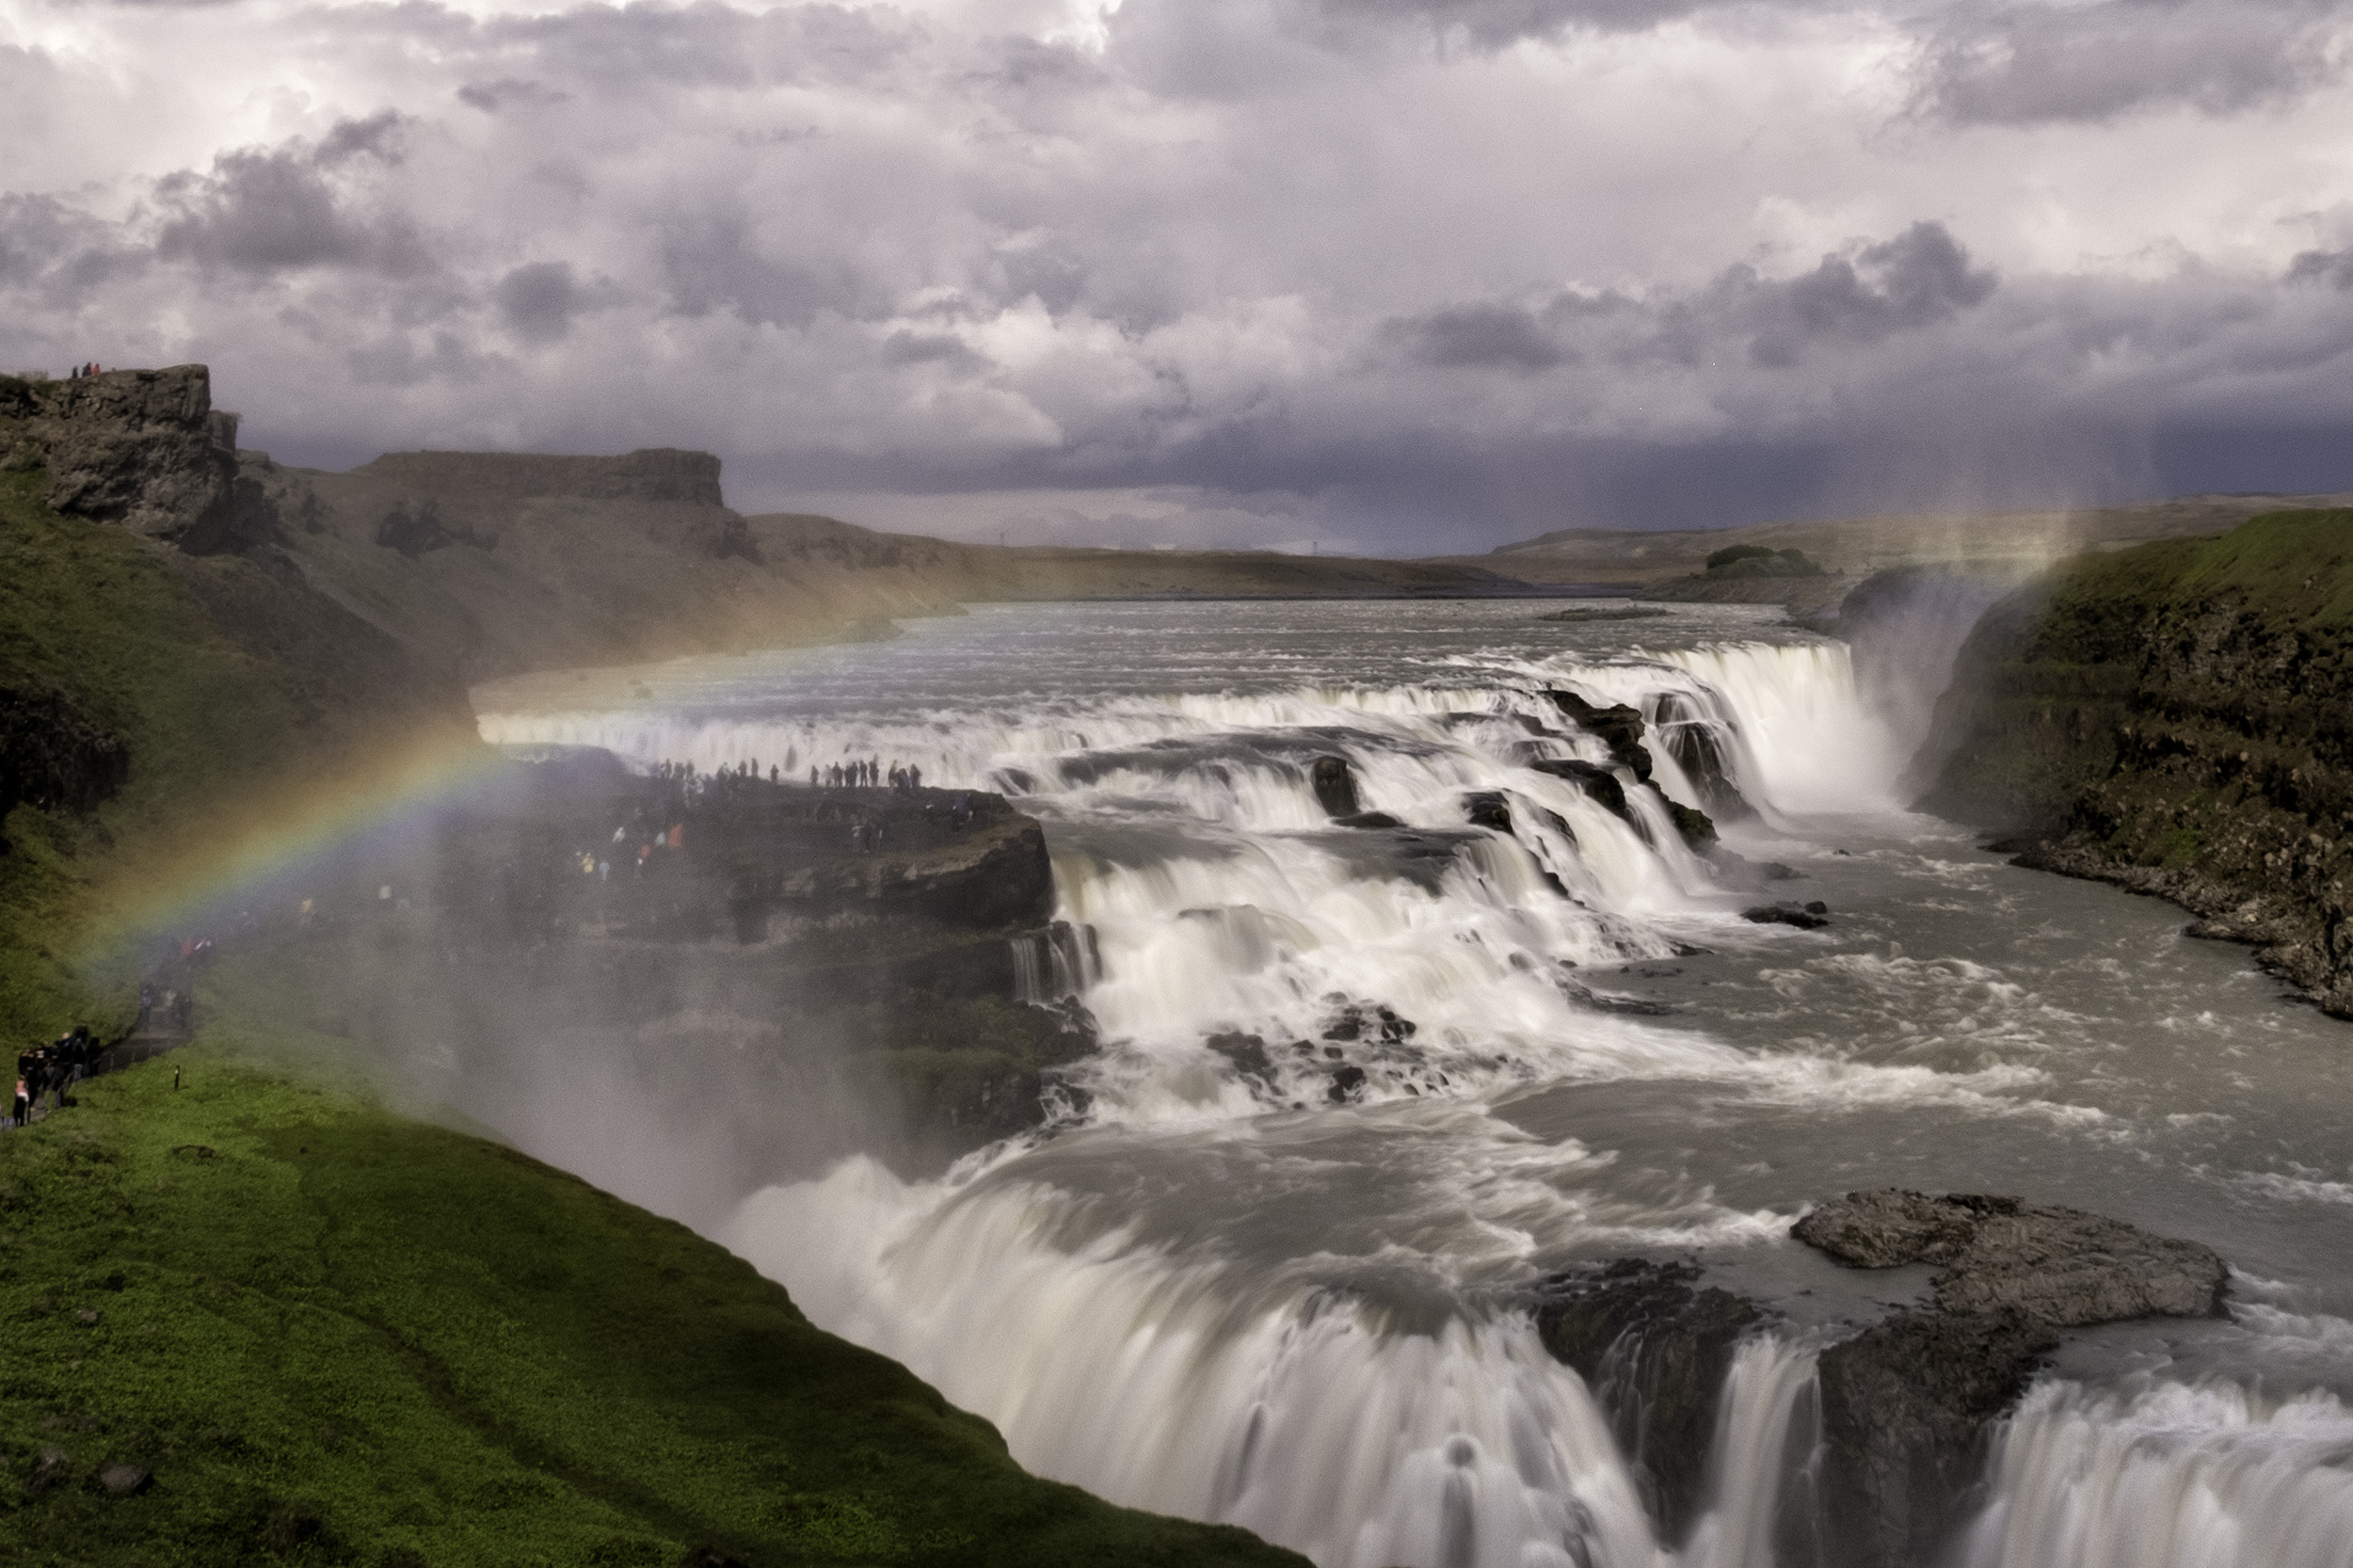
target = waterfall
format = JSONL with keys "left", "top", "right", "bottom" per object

{"left": 723, "top": 1154, "right": 1825, "bottom": 1568}
{"left": 1960, "top": 1375, "right": 2353, "bottom": 1568}
{"left": 489, "top": 620, "right": 2255, "bottom": 1568}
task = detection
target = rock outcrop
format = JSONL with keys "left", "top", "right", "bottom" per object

{"left": 0, "top": 367, "right": 241, "bottom": 550}
{"left": 1914, "top": 510, "right": 2353, "bottom": 1014}
{"left": 1533, "top": 1259, "right": 1763, "bottom": 1543}
{"left": 1529, "top": 1192, "right": 2227, "bottom": 1568}
{"left": 1795, "top": 1190, "right": 2226, "bottom": 1568}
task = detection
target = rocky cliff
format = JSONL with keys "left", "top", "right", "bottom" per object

{"left": 0, "top": 366, "right": 246, "bottom": 551}
{"left": 1915, "top": 510, "right": 2353, "bottom": 1013}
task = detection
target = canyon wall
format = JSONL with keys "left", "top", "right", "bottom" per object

{"left": 1916, "top": 510, "right": 2353, "bottom": 1014}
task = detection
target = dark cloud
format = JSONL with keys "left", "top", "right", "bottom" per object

{"left": 153, "top": 114, "right": 432, "bottom": 278}
{"left": 0, "top": 193, "right": 144, "bottom": 304}
{"left": 1912, "top": 0, "right": 2341, "bottom": 125}
{"left": 2288, "top": 248, "right": 2353, "bottom": 289}
{"left": 656, "top": 214, "right": 870, "bottom": 326}
{"left": 1385, "top": 302, "right": 1571, "bottom": 370}
{"left": 492, "top": 261, "right": 581, "bottom": 343}
{"left": 1745, "top": 222, "right": 1999, "bottom": 365}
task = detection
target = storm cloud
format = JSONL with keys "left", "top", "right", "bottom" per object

{"left": 5, "top": 0, "right": 2353, "bottom": 552}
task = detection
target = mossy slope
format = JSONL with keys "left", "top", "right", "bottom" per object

{"left": 0, "top": 1038, "right": 1299, "bottom": 1566}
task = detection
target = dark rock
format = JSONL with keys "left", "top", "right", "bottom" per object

{"left": 1532, "top": 1259, "right": 1763, "bottom": 1544}
{"left": 1798, "top": 1189, "right": 2228, "bottom": 1326}
{"left": 1530, "top": 759, "right": 1631, "bottom": 822}
{"left": 1665, "top": 801, "right": 1717, "bottom": 850}
{"left": 0, "top": 366, "right": 240, "bottom": 549}
{"left": 1309, "top": 755, "right": 1361, "bottom": 818}
{"left": 26, "top": 1447, "right": 70, "bottom": 1497}
{"left": 1333, "top": 809, "right": 1402, "bottom": 829}
{"left": 1544, "top": 691, "right": 1654, "bottom": 782}
{"left": 1798, "top": 1190, "right": 2227, "bottom": 1568}
{"left": 1462, "top": 792, "right": 1513, "bottom": 832}
{"left": 1652, "top": 692, "right": 1753, "bottom": 820}
{"left": 1816, "top": 1308, "right": 2057, "bottom": 1568}
{"left": 97, "top": 1463, "right": 151, "bottom": 1496}
{"left": 1205, "top": 1032, "right": 1273, "bottom": 1080}
{"left": 1325, "top": 1064, "right": 1367, "bottom": 1102}
{"left": 1741, "top": 903, "right": 1830, "bottom": 929}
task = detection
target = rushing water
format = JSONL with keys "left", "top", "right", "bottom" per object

{"left": 476, "top": 600, "right": 2353, "bottom": 1568}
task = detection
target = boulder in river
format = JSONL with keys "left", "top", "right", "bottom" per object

{"left": 1532, "top": 1258, "right": 1763, "bottom": 1544}
{"left": 1309, "top": 755, "right": 1361, "bottom": 818}
{"left": 1796, "top": 1189, "right": 2228, "bottom": 1568}
{"left": 1741, "top": 902, "right": 1830, "bottom": 929}
{"left": 1544, "top": 691, "right": 1654, "bottom": 783}
{"left": 1462, "top": 792, "right": 1513, "bottom": 832}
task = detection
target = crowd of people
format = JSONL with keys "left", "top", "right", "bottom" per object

{"left": 65, "top": 362, "right": 104, "bottom": 378}
{"left": 8, "top": 1027, "right": 100, "bottom": 1131}
{"left": 565, "top": 754, "right": 982, "bottom": 877}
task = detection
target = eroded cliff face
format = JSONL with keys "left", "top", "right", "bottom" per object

{"left": 1915, "top": 511, "right": 2353, "bottom": 1014}
{"left": 0, "top": 366, "right": 243, "bottom": 550}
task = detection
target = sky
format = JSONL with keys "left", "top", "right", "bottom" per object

{"left": 5, "top": 0, "right": 2353, "bottom": 554}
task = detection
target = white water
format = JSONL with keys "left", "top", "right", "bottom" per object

{"left": 474, "top": 600, "right": 2353, "bottom": 1568}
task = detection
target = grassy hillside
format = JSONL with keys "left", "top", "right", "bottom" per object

{"left": 0, "top": 430, "right": 1304, "bottom": 1565}
{"left": 0, "top": 1030, "right": 1294, "bottom": 1566}
{"left": 0, "top": 464, "right": 475, "bottom": 1044}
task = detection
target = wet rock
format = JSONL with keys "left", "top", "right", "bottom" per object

{"left": 97, "top": 1463, "right": 151, "bottom": 1496}
{"left": 1530, "top": 759, "right": 1631, "bottom": 821}
{"left": 1652, "top": 692, "right": 1754, "bottom": 820}
{"left": 1325, "top": 1064, "right": 1367, "bottom": 1102}
{"left": 1205, "top": 1032, "right": 1273, "bottom": 1080}
{"left": 1532, "top": 1258, "right": 1763, "bottom": 1544}
{"left": 1309, "top": 755, "right": 1361, "bottom": 818}
{"left": 1797, "top": 1189, "right": 2229, "bottom": 1326}
{"left": 1461, "top": 792, "right": 1513, "bottom": 832}
{"left": 1664, "top": 801, "right": 1717, "bottom": 850}
{"left": 1544, "top": 691, "right": 1654, "bottom": 783}
{"left": 1741, "top": 902, "right": 1830, "bottom": 929}
{"left": 1334, "top": 809, "right": 1401, "bottom": 829}
{"left": 1799, "top": 1190, "right": 2228, "bottom": 1568}
{"left": 1814, "top": 1308, "right": 2057, "bottom": 1568}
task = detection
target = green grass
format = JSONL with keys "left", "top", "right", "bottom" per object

{"left": 0, "top": 1030, "right": 1298, "bottom": 1566}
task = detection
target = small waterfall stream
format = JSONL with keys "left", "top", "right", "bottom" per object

{"left": 476, "top": 600, "right": 2353, "bottom": 1568}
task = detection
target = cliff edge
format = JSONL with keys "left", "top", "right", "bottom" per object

{"left": 1915, "top": 509, "right": 2353, "bottom": 1013}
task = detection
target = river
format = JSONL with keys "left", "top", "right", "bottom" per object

{"left": 475, "top": 598, "right": 2353, "bottom": 1568}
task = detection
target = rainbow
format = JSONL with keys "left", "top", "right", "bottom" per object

{"left": 84, "top": 727, "right": 520, "bottom": 959}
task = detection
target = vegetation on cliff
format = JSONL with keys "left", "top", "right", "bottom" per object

{"left": 1917, "top": 508, "right": 2353, "bottom": 1013}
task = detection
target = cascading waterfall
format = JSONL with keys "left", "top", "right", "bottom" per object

{"left": 478, "top": 611, "right": 2351, "bottom": 1568}
{"left": 1961, "top": 1376, "right": 2353, "bottom": 1568}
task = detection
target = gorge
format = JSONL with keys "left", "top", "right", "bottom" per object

{"left": 6, "top": 366, "right": 2352, "bottom": 1568}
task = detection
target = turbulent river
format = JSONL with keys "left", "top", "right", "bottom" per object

{"left": 476, "top": 600, "right": 2353, "bottom": 1568}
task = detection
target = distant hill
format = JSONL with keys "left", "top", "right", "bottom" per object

{"left": 1440, "top": 493, "right": 2353, "bottom": 593}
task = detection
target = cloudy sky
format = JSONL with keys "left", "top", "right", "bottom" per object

{"left": 6, "top": 0, "right": 2353, "bottom": 552}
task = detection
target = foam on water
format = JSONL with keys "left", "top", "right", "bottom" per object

{"left": 483, "top": 607, "right": 2350, "bottom": 1568}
